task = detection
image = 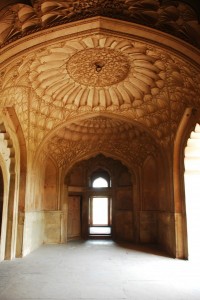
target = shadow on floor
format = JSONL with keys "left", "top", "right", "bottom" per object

{"left": 115, "top": 241, "right": 172, "bottom": 258}
{"left": 81, "top": 238, "right": 172, "bottom": 258}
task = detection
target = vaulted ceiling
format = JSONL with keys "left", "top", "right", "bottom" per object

{"left": 0, "top": 0, "right": 200, "bottom": 169}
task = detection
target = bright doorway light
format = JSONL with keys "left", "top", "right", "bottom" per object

{"left": 184, "top": 124, "right": 200, "bottom": 261}
{"left": 92, "top": 197, "right": 108, "bottom": 225}
{"left": 89, "top": 196, "right": 111, "bottom": 236}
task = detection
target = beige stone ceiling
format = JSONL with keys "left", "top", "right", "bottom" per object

{"left": 0, "top": 1, "right": 200, "bottom": 169}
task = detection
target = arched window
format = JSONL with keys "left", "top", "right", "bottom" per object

{"left": 92, "top": 177, "right": 108, "bottom": 188}
{"left": 90, "top": 169, "right": 111, "bottom": 188}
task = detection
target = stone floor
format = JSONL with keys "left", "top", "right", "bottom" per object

{"left": 0, "top": 240, "right": 200, "bottom": 300}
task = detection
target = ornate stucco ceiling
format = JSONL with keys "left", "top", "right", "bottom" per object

{"left": 0, "top": 1, "right": 200, "bottom": 169}
{"left": 28, "top": 37, "right": 165, "bottom": 109}
{"left": 44, "top": 116, "right": 159, "bottom": 168}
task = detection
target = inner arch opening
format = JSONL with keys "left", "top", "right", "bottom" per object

{"left": 184, "top": 123, "right": 200, "bottom": 261}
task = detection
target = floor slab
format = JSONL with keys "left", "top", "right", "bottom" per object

{"left": 0, "top": 240, "right": 199, "bottom": 300}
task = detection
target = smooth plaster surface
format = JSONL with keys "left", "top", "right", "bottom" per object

{"left": 0, "top": 240, "right": 199, "bottom": 300}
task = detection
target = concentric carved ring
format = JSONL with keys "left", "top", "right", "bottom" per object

{"left": 66, "top": 48, "right": 130, "bottom": 87}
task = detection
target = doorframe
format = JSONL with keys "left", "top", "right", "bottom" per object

{"left": 89, "top": 196, "right": 112, "bottom": 228}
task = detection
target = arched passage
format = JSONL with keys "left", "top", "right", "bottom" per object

{"left": 173, "top": 108, "right": 198, "bottom": 259}
{"left": 0, "top": 109, "right": 27, "bottom": 260}
{"left": 184, "top": 124, "right": 200, "bottom": 260}
{"left": 64, "top": 154, "right": 134, "bottom": 242}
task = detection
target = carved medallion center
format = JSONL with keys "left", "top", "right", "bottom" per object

{"left": 66, "top": 48, "right": 130, "bottom": 87}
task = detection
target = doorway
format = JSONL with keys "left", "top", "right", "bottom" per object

{"left": 184, "top": 124, "right": 200, "bottom": 260}
{"left": 89, "top": 173, "right": 112, "bottom": 237}
{"left": 65, "top": 156, "right": 133, "bottom": 242}
{"left": 89, "top": 196, "right": 112, "bottom": 236}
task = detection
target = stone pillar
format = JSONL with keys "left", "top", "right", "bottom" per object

{"left": 5, "top": 171, "right": 16, "bottom": 260}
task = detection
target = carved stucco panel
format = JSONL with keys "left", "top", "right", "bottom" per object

{"left": 27, "top": 37, "right": 165, "bottom": 109}
{"left": 41, "top": 117, "right": 158, "bottom": 167}
{"left": 44, "top": 130, "right": 158, "bottom": 169}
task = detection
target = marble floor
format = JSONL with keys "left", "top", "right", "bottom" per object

{"left": 0, "top": 240, "right": 199, "bottom": 300}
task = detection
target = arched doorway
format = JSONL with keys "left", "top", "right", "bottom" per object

{"left": 89, "top": 170, "right": 112, "bottom": 237}
{"left": 184, "top": 123, "right": 200, "bottom": 260}
{"left": 65, "top": 154, "right": 133, "bottom": 242}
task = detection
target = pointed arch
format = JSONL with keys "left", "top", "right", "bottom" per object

{"left": 184, "top": 123, "right": 200, "bottom": 260}
{"left": 173, "top": 108, "right": 198, "bottom": 259}
{"left": 0, "top": 108, "right": 27, "bottom": 260}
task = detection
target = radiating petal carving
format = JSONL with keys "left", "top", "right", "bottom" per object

{"left": 26, "top": 36, "right": 165, "bottom": 111}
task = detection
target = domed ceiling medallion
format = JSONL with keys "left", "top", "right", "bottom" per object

{"left": 67, "top": 48, "right": 130, "bottom": 87}
{"left": 19, "top": 36, "right": 166, "bottom": 112}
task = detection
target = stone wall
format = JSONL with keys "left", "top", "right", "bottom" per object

{"left": 140, "top": 211, "right": 157, "bottom": 244}
{"left": 44, "top": 211, "right": 62, "bottom": 244}
{"left": 158, "top": 212, "right": 175, "bottom": 256}
{"left": 23, "top": 211, "right": 45, "bottom": 256}
{"left": 43, "top": 159, "right": 58, "bottom": 211}
{"left": 22, "top": 210, "right": 63, "bottom": 256}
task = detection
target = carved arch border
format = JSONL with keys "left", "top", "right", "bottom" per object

{"left": 173, "top": 107, "right": 200, "bottom": 259}
{"left": 0, "top": 152, "right": 9, "bottom": 261}
{"left": 0, "top": 108, "right": 27, "bottom": 260}
{"left": 0, "top": 118, "right": 16, "bottom": 260}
